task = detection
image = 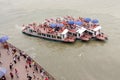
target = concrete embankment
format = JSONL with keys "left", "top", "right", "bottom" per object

{"left": 0, "top": 42, "right": 55, "bottom": 80}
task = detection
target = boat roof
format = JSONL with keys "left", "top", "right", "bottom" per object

{"left": 76, "top": 27, "right": 86, "bottom": 34}
{"left": 93, "top": 26, "right": 101, "bottom": 31}
{"left": 61, "top": 29, "right": 69, "bottom": 34}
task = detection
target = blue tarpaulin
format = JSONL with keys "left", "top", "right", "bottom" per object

{"left": 84, "top": 18, "right": 91, "bottom": 22}
{"left": 74, "top": 21, "right": 83, "bottom": 26}
{"left": 50, "top": 23, "right": 57, "bottom": 28}
{"left": 68, "top": 20, "right": 74, "bottom": 25}
{"left": 0, "top": 67, "right": 7, "bottom": 78}
{"left": 92, "top": 19, "right": 99, "bottom": 23}
{"left": 57, "top": 23, "right": 64, "bottom": 27}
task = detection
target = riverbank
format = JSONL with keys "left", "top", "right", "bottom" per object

{"left": 0, "top": 42, "right": 55, "bottom": 80}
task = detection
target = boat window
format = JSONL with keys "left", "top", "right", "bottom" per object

{"left": 94, "top": 32, "right": 96, "bottom": 35}
{"left": 85, "top": 30, "right": 88, "bottom": 33}
{"left": 68, "top": 32, "right": 72, "bottom": 35}
{"left": 42, "top": 33, "right": 44, "bottom": 36}
{"left": 73, "top": 33, "right": 77, "bottom": 36}
{"left": 33, "top": 31, "right": 36, "bottom": 32}
{"left": 89, "top": 32, "right": 93, "bottom": 35}
{"left": 29, "top": 29, "right": 33, "bottom": 32}
{"left": 57, "top": 36, "right": 61, "bottom": 39}
{"left": 47, "top": 34, "right": 49, "bottom": 37}
{"left": 52, "top": 35, "right": 54, "bottom": 38}
{"left": 63, "top": 35, "right": 64, "bottom": 38}
{"left": 42, "top": 33, "right": 46, "bottom": 36}
{"left": 53, "top": 36, "right": 56, "bottom": 38}
{"left": 59, "top": 37, "right": 61, "bottom": 39}
{"left": 38, "top": 33, "right": 41, "bottom": 35}
{"left": 43, "top": 34, "right": 46, "bottom": 36}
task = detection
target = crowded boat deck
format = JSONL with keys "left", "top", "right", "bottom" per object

{"left": 22, "top": 16, "right": 108, "bottom": 42}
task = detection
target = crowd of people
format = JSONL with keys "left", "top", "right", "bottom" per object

{"left": 0, "top": 42, "right": 54, "bottom": 80}
{"left": 23, "top": 16, "right": 84, "bottom": 33}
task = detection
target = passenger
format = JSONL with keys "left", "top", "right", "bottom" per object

{"left": 15, "top": 68, "right": 19, "bottom": 78}
{"left": 27, "top": 74, "right": 32, "bottom": 80}
{"left": 101, "top": 33, "right": 104, "bottom": 37}
{"left": 1, "top": 76, "right": 6, "bottom": 80}
{"left": 33, "top": 72, "right": 36, "bottom": 79}
{"left": 19, "top": 50, "right": 23, "bottom": 56}
{"left": 12, "top": 48, "right": 16, "bottom": 55}
{"left": 9, "top": 63, "right": 13, "bottom": 70}
{"left": 17, "top": 55, "right": 20, "bottom": 61}
{"left": 10, "top": 72, "right": 14, "bottom": 79}
{"left": 25, "top": 64, "right": 28, "bottom": 71}
{"left": 13, "top": 57, "right": 17, "bottom": 64}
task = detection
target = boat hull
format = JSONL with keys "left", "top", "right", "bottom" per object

{"left": 22, "top": 31, "right": 75, "bottom": 43}
{"left": 96, "top": 36, "right": 108, "bottom": 41}
{"left": 95, "top": 34, "right": 108, "bottom": 41}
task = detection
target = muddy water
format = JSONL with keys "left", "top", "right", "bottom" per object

{"left": 0, "top": 0, "right": 120, "bottom": 80}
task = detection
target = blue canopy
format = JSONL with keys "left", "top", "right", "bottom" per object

{"left": 0, "top": 35, "right": 9, "bottom": 43}
{"left": 74, "top": 21, "right": 83, "bottom": 26}
{"left": 84, "top": 18, "right": 91, "bottom": 22}
{"left": 57, "top": 23, "right": 64, "bottom": 27}
{"left": 50, "top": 23, "right": 57, "bottom": 28}
{"left": 0, "top": 38, "right": 2, "bottom": 43}
{"left": 68, "top": 20, "right": 74, "bottom": 25}
{"left": 0, "top": 67, "right": 7, "bottom": 78}
{"left": 92, "top": 19, "right": 99, "bottom": 23}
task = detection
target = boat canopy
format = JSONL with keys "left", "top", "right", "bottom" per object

{"left": 76, "top": 27, "right": 86, "bottom": 34}
{"left": 92, "top": 19, "right": 99, "bottom": 23}
{"left": 61, "top": 29, "right": 69, "bottom": 34}
{"left": 93, "top": 26, "right": 101, "bottom": 31}
{"left": 57, "top": 23, "right": 64, "bottom": 27}
{"left": 84, "top": 18, "right": 91, "bottom": 22}
{"left": 50, "top": 23, "right": 57, "bottom": 28}
{"left": 74, "top": 21, "right": 83, "bottom": 26}
{"left": 68, "top": 20, "right": 74, "bottom": 25}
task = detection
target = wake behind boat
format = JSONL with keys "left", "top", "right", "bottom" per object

{"left": 22, "top": 16, "right": 108, "bottom": 43}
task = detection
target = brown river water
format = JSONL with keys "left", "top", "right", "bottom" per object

{"left": 0, "top": 0, "right": 120, "bottom": 80}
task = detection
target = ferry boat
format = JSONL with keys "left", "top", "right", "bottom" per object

{"left": 22, "top": 16, "right": 108, "bottom": 42}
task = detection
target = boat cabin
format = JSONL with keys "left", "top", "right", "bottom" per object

{"left": 91, "top": 26, "right": 101, "bottom": 37}
{"left": 60, "top": 29, "right": 69, "bottom": 40}
{"left": 76, "top": 27, "right": 87, "bottom": 38}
